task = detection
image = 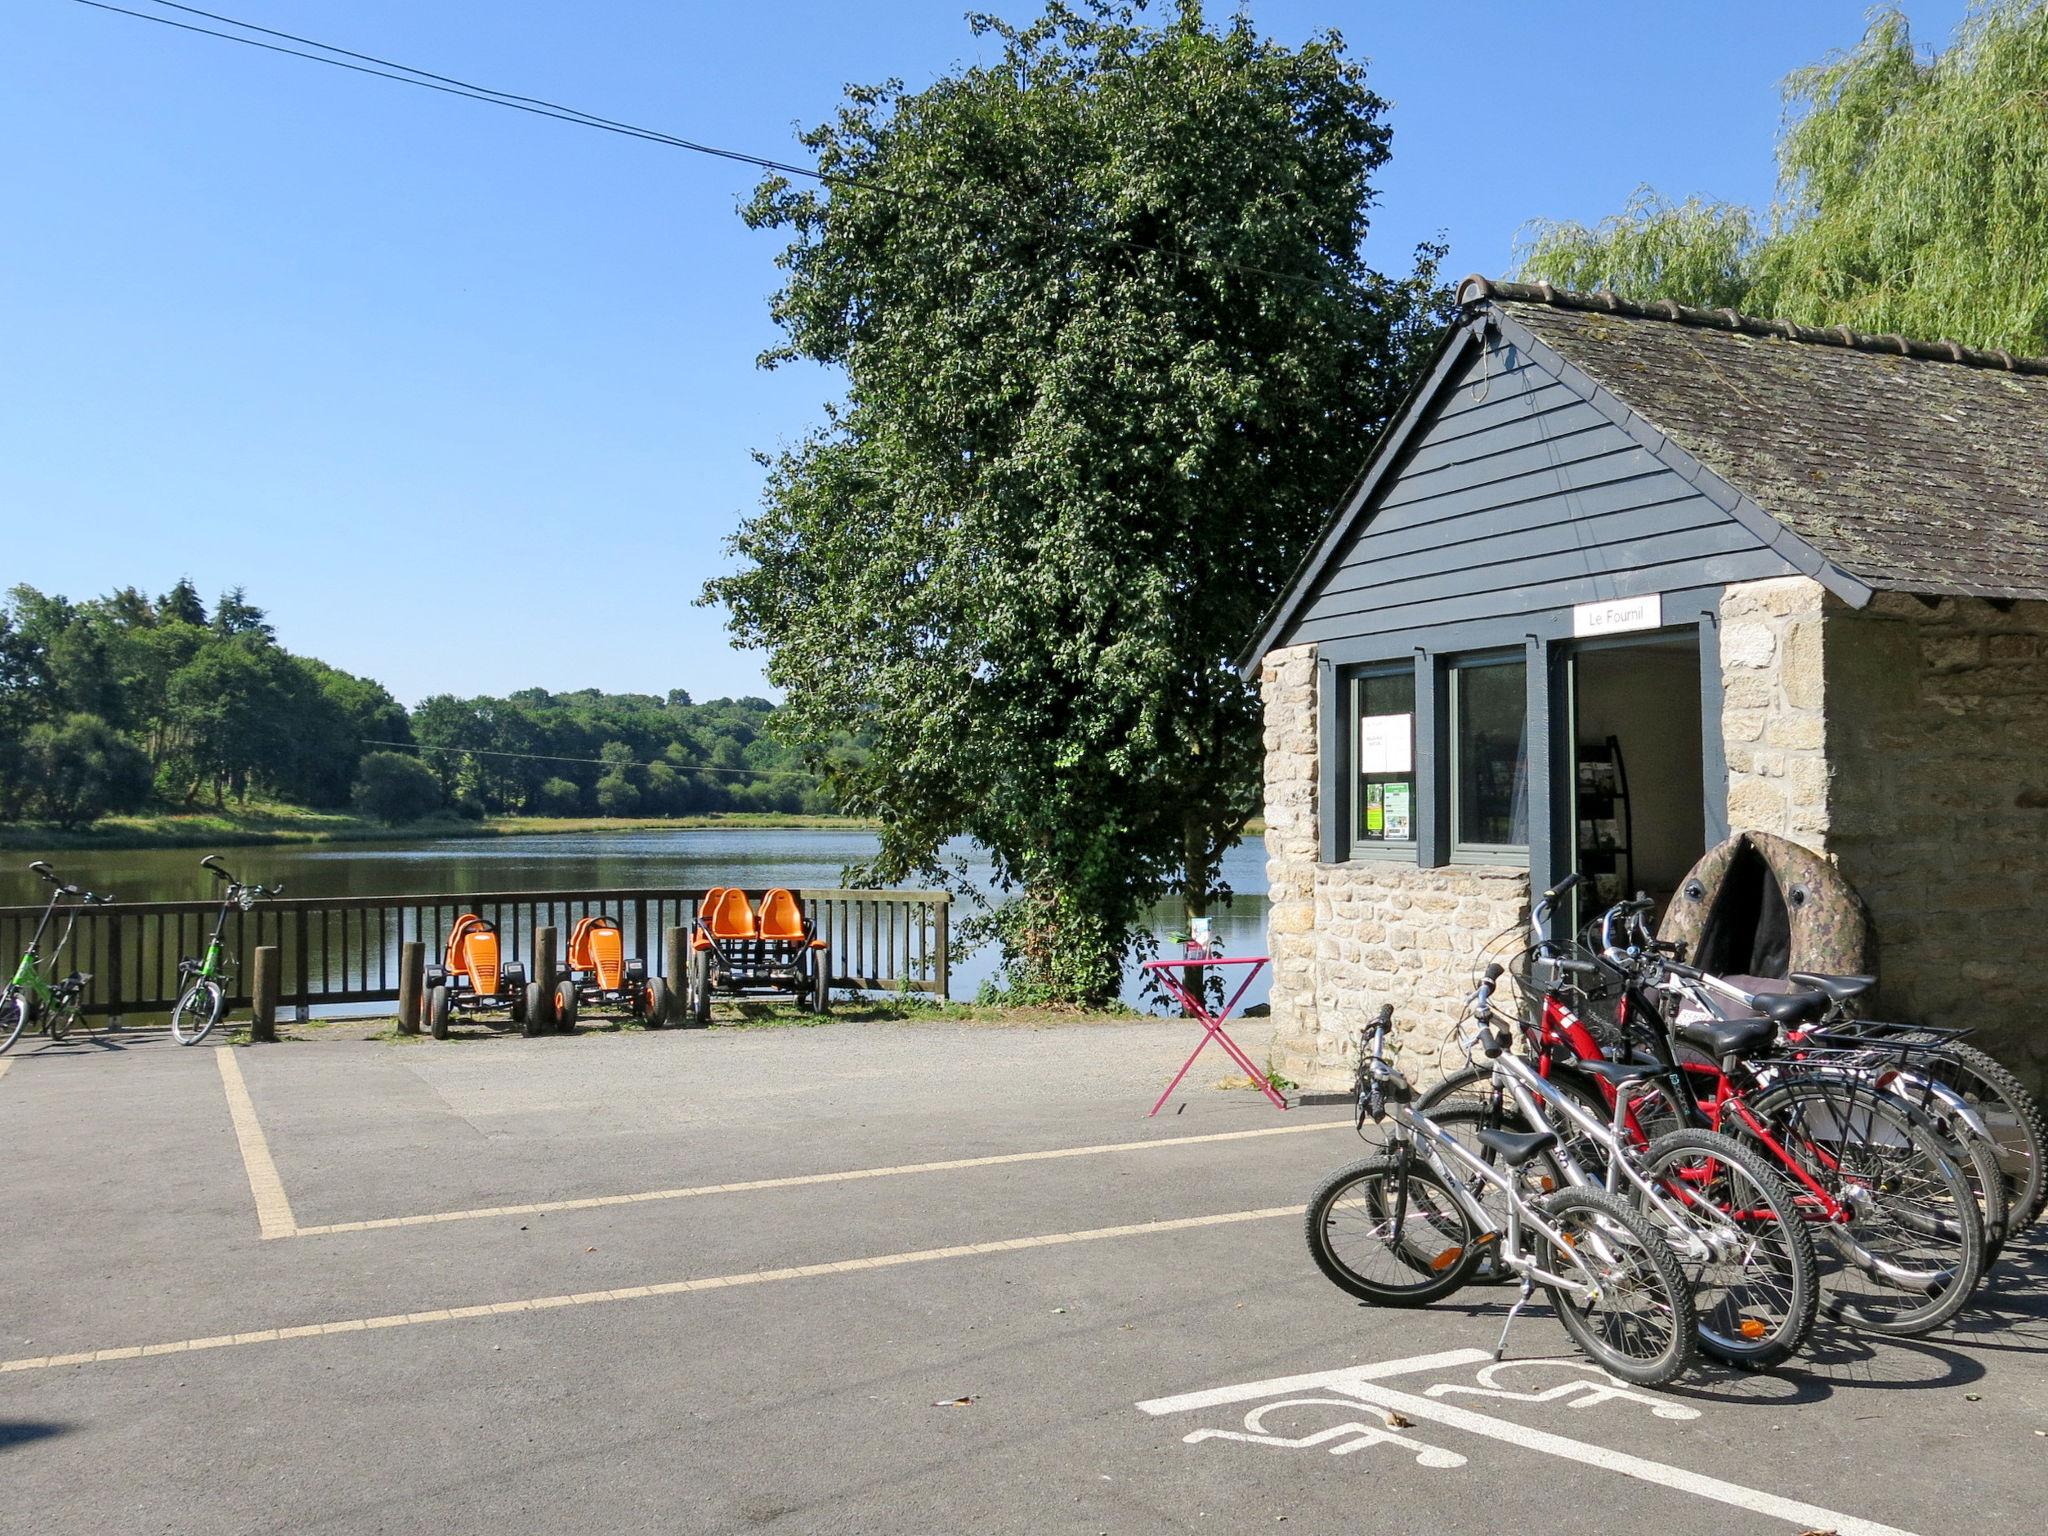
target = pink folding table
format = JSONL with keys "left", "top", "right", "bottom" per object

{"left": 1140, "top": 953, "right": 1286, "bottom": 1116}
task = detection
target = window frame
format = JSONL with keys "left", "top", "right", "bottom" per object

{"left": 1448, "top": 650, "right": 1531, "bottom": 866}
{"left": 1344, "top": 663, "right": 1418, "bottom": 861}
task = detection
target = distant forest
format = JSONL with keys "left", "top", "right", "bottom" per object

{"left": 0, "top": 581, "right": 835, "bottom": 829}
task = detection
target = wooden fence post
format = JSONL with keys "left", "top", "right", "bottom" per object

{"left": 934, "top": 897, "right": 950, "bottom": 1000}
{"left": 396, "top": 940, "right": 424, "bottom": 1035}
{"left": 535, "top": 924, "right": 558, "bottom": 1027}
{"left": 250, "top": 946, "right": 279, "bottom": 1043}
{"left": 664, "top": 926, "right": 688, "bottom": 1021}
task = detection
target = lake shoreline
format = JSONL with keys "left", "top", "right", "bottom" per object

{"left": 0, "top": 807, "right": 876, "bottom": 855}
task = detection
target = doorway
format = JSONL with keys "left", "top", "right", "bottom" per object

{"left": 1568, "top": 632, "right": 1707, "bottom": 921}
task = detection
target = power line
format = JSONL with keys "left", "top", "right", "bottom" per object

{"left": 363, "top": 738, "right": 824, "bottom": 784}
{"left": 61, "top": 0, "right": 1362, "bottom": 294}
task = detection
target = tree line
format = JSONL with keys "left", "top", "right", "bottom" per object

{"left": 0, "top": 580, "right": 831, "bottom": 830}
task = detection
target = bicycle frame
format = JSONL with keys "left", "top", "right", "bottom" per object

{"left": 1379, "top": 1104, "right": 1604, "bottom": 1301}
{"left": 8, "top": 887, "right": 86, "bottom": 1007}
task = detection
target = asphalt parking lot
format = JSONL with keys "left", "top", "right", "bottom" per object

{"left": 0, "top": 1017, "right": 2041, "bottom": 1536}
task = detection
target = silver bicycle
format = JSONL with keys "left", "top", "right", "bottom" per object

{"left": 1305, "top": 981, "right": 1700, "bottom": 1386}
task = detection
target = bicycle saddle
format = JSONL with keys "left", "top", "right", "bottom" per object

{"left": 1474, "top": 1127, "right": 1558, "bottom": 1167}
{"left": 1788, "top": 971, "right": 1876, "bottom": 1004}
{"left": 1673, "top": 1012, "right": 1779, "bottom": 1060}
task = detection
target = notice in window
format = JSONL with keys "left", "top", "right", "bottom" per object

{"left": 1364, "top": 783, "right": 1384, "bottom": 834}
{"left": 1359, "top": 712, "right": 1413, "bottom": 774}
{"left": 1383, "top": 782, "right": 1412, "bottom": 840}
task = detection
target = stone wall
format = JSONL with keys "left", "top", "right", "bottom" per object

{"left": 1716, "top": 577, "right": 1831, "bottom": 845}
{"left": 1717, "top": 577, "right": 2048, "bottom": 1089}
{"left": 1259, "top": 644, "right": 1531, "bottom": 1092}
{"left": 1824, "top": 593, "right": 2048, "bottom": 1088}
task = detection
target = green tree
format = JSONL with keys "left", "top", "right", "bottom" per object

{"left": 211, "top": 586, "right": 275, "bottom": 640}
{"left": 164, "top": 634, "right": 306, "bottom": 805}
{"left": 704, "top": 0, "right": 1448, "bottom": 1003}
{"left": 595, "top": 772, "right": 641, "bottom": 816}
{"left": 1517, "top": 1, "right": 2048, "bottom": 352}
{"left": 156, "top": 577, "right": 207, "bottom": 627}
{"left": 350, "top": 751, "right": 444, "bottom": 825}
{"left": 22, "top": 713, "right": 153, "bottom": 830}
{"left": 535, "top": 776, "right": 584, "bottom": 815}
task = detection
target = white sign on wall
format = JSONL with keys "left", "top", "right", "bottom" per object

{"left": 1572, "top": 594, "right": 1662, "bottom": 638}
{"left": 1358, "top": 713, "right": 1412, "bottom": 774}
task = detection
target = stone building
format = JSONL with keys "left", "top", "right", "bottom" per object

{"left": 1240, "top": 277, "right": 2048, "bottom": 1093}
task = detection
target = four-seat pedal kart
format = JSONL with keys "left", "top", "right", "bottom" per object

{"left": 546, "top": 915, "right": 670, "bottom": 1031}
{"left": 686, "top": 886, "right": 829, "bottom": 1022}
{"left": 424, "top": 914, "right": 533, "bottom": 1039}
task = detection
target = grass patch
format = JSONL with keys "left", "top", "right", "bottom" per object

{"left": 0, "top": 804, "right": 875, "bottom": 853}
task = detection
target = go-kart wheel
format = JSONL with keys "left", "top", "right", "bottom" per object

{"left": 523, "top": 981, "right": 549, "bottom": 1033}
{"left": 511, "top": 985, "right": 528, "bottom": 1027}
{"left": 642, "top": 978, "right": 671, "bottom": 1028}
{"left": 427, "top": 984, "right": 451, "bottom": 1040}
{"left": 689, "top": 949, "right": 712, "bottom": 1025}
{"left": 554, "top": 978, "right": 579, "bottom": 1033}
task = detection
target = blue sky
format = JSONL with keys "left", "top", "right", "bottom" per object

{"left": 1, "top": 0, "right": 1970, "bottom": 705}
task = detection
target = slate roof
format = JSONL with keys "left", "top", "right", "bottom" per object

{"left": 1465, "top": 276, "right": 2048, "bottom": 601}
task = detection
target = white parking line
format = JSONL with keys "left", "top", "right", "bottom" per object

{"left": 289, "top": 1117, "right": 1354, "bottom": 1238}
{"left": 0, "top": 1202, "right": 1303, "bottom": 1374}
{"left": 1342, "top": 1380, "right": 1921, "bottom": 1536}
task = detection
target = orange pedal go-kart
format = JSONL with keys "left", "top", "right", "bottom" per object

{"left": 424, "top": 914, "right": 534, "bottom": 1039}
{"left": 547, "top": 915, "right": 670, "bottom": 1031}
{"left": 686, "top": 886, "right": 829, "bottom": 1022}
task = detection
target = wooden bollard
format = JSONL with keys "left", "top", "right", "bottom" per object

{"left": 534, "top": 925, "right": 558, "bottom": 1027}
{"left": 250, "top": 946, "right": 280, "bottom": 1043}
{"left": 396, "top": 940, "right": 424, "bottom": 1035}
{"left": 663, "top": 926, "right": 688, "bottom": 1024}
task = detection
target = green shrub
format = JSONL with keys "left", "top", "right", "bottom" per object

{"left": 23, "top": 713, "right": 154, "bottom": 830}
{"left": 349, "top": 751, "right": 443, "bottom": 825}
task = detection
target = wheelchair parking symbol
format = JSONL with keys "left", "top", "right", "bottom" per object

{"left": 1136, "top": 1347, "right": 1918, "bottom": 1536}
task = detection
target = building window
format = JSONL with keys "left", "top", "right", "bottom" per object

{"left": 1452, "top": 655, "right": 1528, "bottom": 854}
{"left": 1349, "top": 667, "right": 1415, "bottom": 854}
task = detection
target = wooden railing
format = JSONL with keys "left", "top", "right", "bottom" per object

{"left": 0, "top": 887, "right": 950, "bottom": 1020}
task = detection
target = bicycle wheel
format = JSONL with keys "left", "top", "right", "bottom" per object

{"left": 45, "top": 996, "right": 76, "bottom": 1042}
{"left": 0, "top": 987, "right": 30, "bottom": 1053}
{"left": 1538, "top": 1186, "right": 1698, "bottom": 1386}
{"left": 169, "top": 979, "right": 225, "bottom": 1046}
{"left": 1305, "top": 1152, "right": 1485, "bottom": 1306}
{"left": 1888, "top": 1078, "right": 2010, "bottom": 1267}
{"left": 1640, "top": 1128, "right": 1820, "bottom": 1370}
{"left": 1927, "top": 1043, "right": 2047, "bottom": 1234}
{"left": 1743, "top": 1076, "right": 1984, "bottom": 1336}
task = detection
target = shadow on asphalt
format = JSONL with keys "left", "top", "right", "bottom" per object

{"left": 1332, "top": 1231, "right": 2048, "bottom": 1407}
{"left": 0, "top": 1421, "right": 70, "bottom": 1450}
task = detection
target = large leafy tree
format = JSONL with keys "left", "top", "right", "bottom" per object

{"left": 1518, "top": 1, "right": 2048, "bottom": 352}
{"left": 705, "top": 0, "right": 1449, "bottom": 1003}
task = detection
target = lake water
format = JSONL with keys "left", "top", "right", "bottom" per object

{"left": 0, "top": 828, "right": 1272, "bottom": 1011}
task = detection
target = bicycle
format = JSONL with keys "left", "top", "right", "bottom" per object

{"left": 170, "top": 856, "right": 285, "bottom": 1046}
{"left": 1305, "top": 989, "right": 1700, "bottom": 1386}
{"left": 1, "top": 861, "right": 114, "bottom": 1052}
{"left": 1427, "top": 877, "right": 1987, "bottom": 1336}
{"left": 1418, "top": 964, "right": 1818, "bottom": 1371}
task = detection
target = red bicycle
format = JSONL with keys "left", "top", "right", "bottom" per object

{"left": 1421, "top": 876, "right": 1987, "bottom": 1336}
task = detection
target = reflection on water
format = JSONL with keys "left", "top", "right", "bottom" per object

{"left": 0, "top": 828, "right": 1271, "bottom": 1011}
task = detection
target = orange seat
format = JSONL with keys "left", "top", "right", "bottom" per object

{"left": 757, "top": 888, "right": 807, "bottom": 943}
{"left": 692, "top": 888, "right": 723, "bottom": 951}
{"left": 444, "top": 913, "right": 489, "bottom": 976}
{"left": 704, "top": 887, "right": 758, "bottom": 941}
{"left": 444, "top": 913, "right": 501, "bottom": 996}
{"left": 569, "top": 915, "right": 625, "bottom": 988}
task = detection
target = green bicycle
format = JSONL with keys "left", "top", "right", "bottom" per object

{"left": 1, "top": 861, "right": 114, "bottom": 1053}
{"left": 170, "top": 856, "right": 284, "bottom": 1045}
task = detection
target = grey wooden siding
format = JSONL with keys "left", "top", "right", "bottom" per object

{"left": 1280, "top": 337, "right": 1801, "bottom": 650}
